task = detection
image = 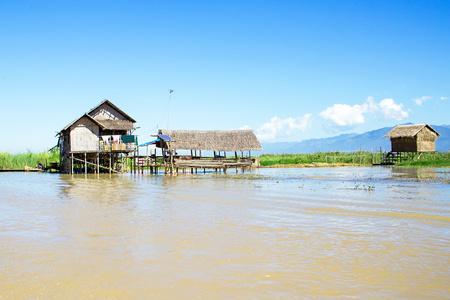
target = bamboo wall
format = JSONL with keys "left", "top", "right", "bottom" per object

{"left": 391, "top": 137, "right": 417, "bottom": 152}
{"left": 416, "top": 129, "right": 438, "bottom": 152}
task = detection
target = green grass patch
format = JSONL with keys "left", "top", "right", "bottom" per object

{"left": 396, "top": 160, "right": 450, "bottom": 167}
{"left": 259, "top": 151, "right": 450, "bottom": 167}
{"left": 259, "top": 152, "right": 382, "bottom": 166}
{"left": 0, "top": 151, "right": 59, "bottom": 170}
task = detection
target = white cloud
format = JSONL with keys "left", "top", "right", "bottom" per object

{"left": 319, "top": 97, "right": 409, "bottom": 127}
{"left": 319, "top": 97, "right": 377, "bottom": 127}
{"left": 255, "top": 114, "right": 312, "bottom": 141}
{"left": 378, "top": 98, "right": 409, "bottom": 120}
{"left": 239, "top": 125, "right": 251, "bottom": 130}
{"left": 413, "top": 96, "right": 432, "bottom": 106}
{"left": 440, "top": 96, "right": 448, "bottom": 100}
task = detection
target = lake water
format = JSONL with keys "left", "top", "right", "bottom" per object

{"left": 0, "top": 167, "right": 449, "bottom": 299}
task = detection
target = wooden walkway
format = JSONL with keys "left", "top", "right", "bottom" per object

{"left": 133, "top": 156, "right": 256, "bottom": 174}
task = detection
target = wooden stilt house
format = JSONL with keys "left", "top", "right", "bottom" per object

{"left": 153, "top": 129, "right": 262, "bottom": 173}
{"left": 384, "top": 124, "right": 440, "bottom": 153}
{"left": 57, "top": 100, "right": 137, "bottom": 173}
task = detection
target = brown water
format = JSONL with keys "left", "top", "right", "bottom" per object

{"left": 1, "top": 167, "right": 449, "bottom": 299}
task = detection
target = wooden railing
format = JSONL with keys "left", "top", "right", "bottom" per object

{"left": 98, "top": 142, "right": 136, "bottom": 152}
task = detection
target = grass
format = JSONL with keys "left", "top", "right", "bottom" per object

{"left": 259, "top": 151, "right": 382, "bottom": 166}
{"left": 395, "top": 152, "right": 450, "bottom": 167}
{"left": 259, "top": 151, "right": 450, "bottom": 167}
{"left": 396, "top": 160, "right": 450, "bottom": 167}
{"left": 0, "top": 151, "right": 59, "bottom": 170}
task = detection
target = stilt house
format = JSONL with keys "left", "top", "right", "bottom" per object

{"left": 57, "top": 100, "right": 137, "bottom": 173}
{"left": 384, "top": 124, "right": 440, "bottom": 153}
{"left": 152, "top": 129, "right": 262, "bottom": 172}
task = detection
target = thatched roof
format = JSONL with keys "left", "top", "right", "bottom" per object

{"left": 99, "top": 119, "right": 135, "bottom": 130}
{"left": 158, "top": 129, "right": 263, "bottom": 151}
{"left": 384, "top": 124, "right": 440, "bottom": 138}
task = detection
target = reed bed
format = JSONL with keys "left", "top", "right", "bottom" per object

{"left": 259, "top": 151, "right": 381, "bottom": 166}
{"left": 259, "top": 151, "right": 450, "bottom": 167}
{"left": 0, "top": 151, "right": 59, "bottom": 170}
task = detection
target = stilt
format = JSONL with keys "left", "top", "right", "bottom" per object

{"left": 84, "top": 153, "right": 87, "bottom": 174}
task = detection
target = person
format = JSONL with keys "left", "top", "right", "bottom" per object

{"left": 37, "top": 161, "right": 44, "bottom": 170}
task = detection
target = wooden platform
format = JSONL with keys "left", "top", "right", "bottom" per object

{"left": 174, "top": 158, "right": 253, "bottom": 169}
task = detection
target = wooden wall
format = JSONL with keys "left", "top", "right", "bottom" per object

{"left": 70, "top": 117, "right": 100, "bottom": 152}
{"left": 89, "top": 103, "right": 127, "bottom": 121}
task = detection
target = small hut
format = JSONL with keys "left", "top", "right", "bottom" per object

{"left": 153, "top": 129, "right": 262, "bottom": 172}
{"left": 57, "top": 99, "right": 137, "bottom": 173}
{"left": 384, "top": 124, "right": 440, "bottom": 153}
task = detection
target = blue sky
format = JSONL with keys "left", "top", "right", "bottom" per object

{"left": 1, "top": 0, "right": 449, "bottom": 153}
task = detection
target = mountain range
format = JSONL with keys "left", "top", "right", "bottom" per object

{"left": 261, "top": 124, "right": 450, "bottom": 154}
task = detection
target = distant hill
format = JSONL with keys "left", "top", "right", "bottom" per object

{"left": 261, "top": 124, "right": 450, "bottom": 154}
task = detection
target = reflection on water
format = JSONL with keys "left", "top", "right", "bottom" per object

{"left": 391, "top": 167, "right": 438, "bottom": 181}
{"left": 0, "top": 167, "right": 449, "bottom": 299}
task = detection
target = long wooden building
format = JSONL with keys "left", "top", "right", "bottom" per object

{"left": 148, "top": 129, "right": 262, "bottom": 173}
{"left": 57, "top": 100, "right": 137, "bottom": 173}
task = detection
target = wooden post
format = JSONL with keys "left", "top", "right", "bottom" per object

{"left": 71, "top": 153, "right": 74, "bottom": 174}
{"left": 109, "top": 153, "right": 112, "bottom": 174}
{"left": 359, "top": 146, "right": 362, "bottom": 165}
{"left": 97, "top": 153, "right": 100, "bottom": 174}
{"left": 84, "top": 153, "right": 87, "bottom": 174}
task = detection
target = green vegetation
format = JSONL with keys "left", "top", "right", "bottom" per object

{"left": 259, "top": 151, "right": 382, "bottom": 166}
{"left": 396, "top": 160, "right": 450, "bottom": 167}
{"left": 395, "top": 153, "right": 450, "bottom": 167}
{"left": 259, "top": 151, "right": 450, "bottom": 167}
{"left": 0, "top": 150, "right": 59, "bottom": 170}
{"left": 394, "top": 152, "right": 450, "bottom": 167}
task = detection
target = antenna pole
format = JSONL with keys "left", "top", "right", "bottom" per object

{"left": 167, "top": 89, "right": 173, "bottom": 129}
